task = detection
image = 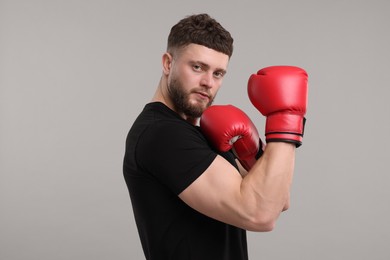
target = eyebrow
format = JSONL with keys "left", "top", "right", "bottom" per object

{"left": 193, "top": 61, "right": 227, "bottom": 75}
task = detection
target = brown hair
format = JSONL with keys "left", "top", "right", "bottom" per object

{"left": 167, "top": 13, "right": 234, "bottom": 58}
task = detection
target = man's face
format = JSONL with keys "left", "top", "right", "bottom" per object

{"left": 167, "top": 44, "right": 229, "bottom": 118}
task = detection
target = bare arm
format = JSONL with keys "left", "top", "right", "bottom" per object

{"left": 236, "top": 149, "right": 291, "bottom": 211}
{"left": 179, "top": 142, "right": 295, "bottom": 232}
{"left": 235, "top": 159, "right": 249, "bottom": 177}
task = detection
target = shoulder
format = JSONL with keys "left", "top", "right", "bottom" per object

{"left": 139, "top": 120, "right": 207, "bottom": 160}
{"left": 137, "top": 103, "right": 206, "bottom": 144}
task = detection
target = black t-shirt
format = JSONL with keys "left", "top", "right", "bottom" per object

{"left": 123, "top": 102, "right": 248, "bottom": 260}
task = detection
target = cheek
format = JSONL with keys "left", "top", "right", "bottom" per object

{"left": 213, "top": 80, "right": 223, "bottom": 92}
{"left": 181, "top": 69, "right": 198, "bottom": 82}
{"left": 174, "top": 67, "right": 190, "bottom": 81}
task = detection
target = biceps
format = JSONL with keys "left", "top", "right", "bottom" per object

{"left": 178, "top": 155, "right": 244, "bottom": 225}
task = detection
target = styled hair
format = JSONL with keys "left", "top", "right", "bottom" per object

{"left": 167, "top": 13, "right": 234, "bottom": 58}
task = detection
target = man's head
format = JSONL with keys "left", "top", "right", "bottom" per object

{"left": 161, "top": 14, "right": 233, "bottom": 121}
{"left": 167, "top": 13, "right": 234, "bottom": 58}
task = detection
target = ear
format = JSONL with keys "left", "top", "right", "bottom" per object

{"left": 162, "top": 52, "right": 173, "bottom": 75}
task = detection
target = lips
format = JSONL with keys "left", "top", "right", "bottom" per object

{"left": 195, "top": 91, "right": 211, "bottom": 100}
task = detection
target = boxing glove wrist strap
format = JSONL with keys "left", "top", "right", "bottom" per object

{"left": 265, "top": 113, "right": 306, "bottom": 147}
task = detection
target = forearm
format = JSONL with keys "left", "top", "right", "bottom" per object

{"left": 240, "top": 142, "right": 295, "bottom": 230}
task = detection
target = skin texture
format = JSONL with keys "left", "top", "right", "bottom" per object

{"left": 153, "top": 43, "right": 295, "bottom": 232}
{"left": 153, "top": 44, "right": 228, "bottom": 124}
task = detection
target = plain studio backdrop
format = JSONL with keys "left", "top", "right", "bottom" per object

{"left": 1, "top": 0, "right": 389, "bottom": 259}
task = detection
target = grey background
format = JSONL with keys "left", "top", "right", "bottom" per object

{"left": 1, "top": 0, "right": 389, "bottom": 259}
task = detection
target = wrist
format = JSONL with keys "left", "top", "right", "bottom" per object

{"left": 265, "top": 113, "right": 306, "bottom": 147}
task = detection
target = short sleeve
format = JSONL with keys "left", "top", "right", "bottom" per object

{"left": 135, "top": 120, "right": 217, "bottom": 195}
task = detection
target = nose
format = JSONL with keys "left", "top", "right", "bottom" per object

{"left": 200, "top": 72, "right": 214, "bottom": 89}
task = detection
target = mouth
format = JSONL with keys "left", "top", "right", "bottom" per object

{"left": 194, "top": 91, "right": 211, "bottom": 100}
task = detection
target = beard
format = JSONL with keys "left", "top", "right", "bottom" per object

{"left": 167, "top": 76, "right": 215, "bottom": 118}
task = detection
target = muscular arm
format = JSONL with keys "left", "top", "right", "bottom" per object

{"left": 235, "top": 159, "right": 249, "bottom": 177}
{"left": 179, "top": 142, "right": 295, "bottom": 232}
{"left": 236, "top": 152, "right": 291, "bottom": 210}
{"left": 181, "top": 65, "right": 307, "bottom": 231}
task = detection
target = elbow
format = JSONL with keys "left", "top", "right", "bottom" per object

{"left": 282, "top": 202, "right": 290, "bottom": 212}
{"left": 282, "top": 196, "right": 291, "bottom": 212}
{"left": 248, "top": 202, "right": 290, "bottom": 231}
{"left": 253, "top": 222, "right": 276, "bottom": 232}
{"left": 245, "top": 213, "right": 277, "bottom": 232}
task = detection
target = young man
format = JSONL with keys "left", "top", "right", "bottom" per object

{"left": 123, "top": 13, "right": 307, "bottom": 260}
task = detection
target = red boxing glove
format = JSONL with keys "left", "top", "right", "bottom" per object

{"left": 200, "top": 105, "right": 264, "bottom": 171}
{"left": 248, "top": 66, "right": 308, "bottom": 147}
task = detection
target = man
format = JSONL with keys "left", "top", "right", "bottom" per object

{"left": 123, "top": 13, "right": 308, "bottom": 260}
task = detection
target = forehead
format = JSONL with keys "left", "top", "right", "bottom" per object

{"left": 177, "top": 43, "right": 229, "bottom": 70}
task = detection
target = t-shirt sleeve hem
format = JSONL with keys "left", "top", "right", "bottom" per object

{"left": 173, "top": 152, "right": 218, "bottom": 195}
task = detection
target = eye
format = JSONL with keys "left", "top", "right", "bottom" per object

{"left": 214, "top": 71, "right": 225, "bottom": 79}
{"left": 193, "top": 64, "right": 202, "bottom": 71}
